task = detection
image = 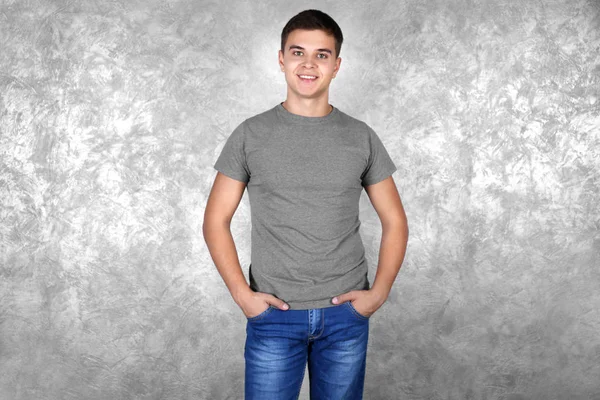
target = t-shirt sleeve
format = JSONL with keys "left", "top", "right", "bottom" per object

{"left": 361, "top": 125, "right": 398, "bottom": 187}
{"left": 213, "top": 122, "right": 250, "bottom": 183}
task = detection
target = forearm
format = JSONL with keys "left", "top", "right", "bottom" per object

{"left": 203, "top": 220, "right": 252, "bottom": 305}
{"left": 370, "top": 221, "right": 409, "bottom": 303}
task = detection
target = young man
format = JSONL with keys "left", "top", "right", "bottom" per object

{"left": 203, "top": 9, "right": 408, "bottom": 400}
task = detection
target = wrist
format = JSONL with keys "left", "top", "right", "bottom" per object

{"left": 233, "top": 285, "right": 253, "bottom": 305}
{"left": 369, "top": 287, "right": 389, "bottom": 305}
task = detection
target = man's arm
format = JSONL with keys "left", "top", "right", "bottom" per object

{"left": 364, "top": 175, "right": 409, "bottom": 304}
{"left": 203, "top": 172, "right": 253, "bottom": 304}
{"left": 203, "top": 172, "right": 289, "bottom": 315}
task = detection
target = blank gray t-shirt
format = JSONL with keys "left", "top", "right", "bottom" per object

{"left": 213, "top": 102, "right": 397, "bottom": 309}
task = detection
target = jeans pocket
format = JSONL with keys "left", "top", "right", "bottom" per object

{"left": 345, "top": 302, "right": 370, "bottom": 320}
{"left": 247, "top": 305, "right": 274, "bottom": 321}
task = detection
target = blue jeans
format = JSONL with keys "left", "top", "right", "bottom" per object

{"left": 244, "top": 302, "right": 370, "bottom": 399}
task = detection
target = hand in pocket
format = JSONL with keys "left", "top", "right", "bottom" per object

{"left": 238, "top": 290, "right": 289, "bottom": 318}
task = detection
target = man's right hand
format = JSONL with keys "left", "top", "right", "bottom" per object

{"left": 236, "top": 289, "right": 290, "bottom": 318}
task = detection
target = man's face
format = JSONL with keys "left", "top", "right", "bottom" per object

{"left": 278, "top": 29, "right": 341, "bottom": 101}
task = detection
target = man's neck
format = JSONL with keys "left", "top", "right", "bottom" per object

{"left": 281, "top": 98, "right": 333, "bottom": 117}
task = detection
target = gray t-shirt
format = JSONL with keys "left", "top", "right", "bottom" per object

{"left": 213, "top": 102, "right": 397, "bottom": 309}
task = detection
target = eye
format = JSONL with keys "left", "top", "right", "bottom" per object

{"left": 318, "top": 53, "right": 328, "bottom": 59}
{"left": 293, "top": 50, "right": 303, "bottom": 56}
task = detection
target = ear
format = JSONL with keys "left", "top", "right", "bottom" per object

{"left": 278, "top": 50, "right": 285, "bottom": 71}
{"left": 333, "top": 57, "right": 342, "bottom": 78}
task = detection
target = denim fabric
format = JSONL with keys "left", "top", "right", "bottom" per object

{"left": 244, "top": 302, "right": 370, "bottom": 399}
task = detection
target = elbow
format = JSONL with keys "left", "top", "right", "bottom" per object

{"left": 382, "top": 214, "right": 408, "bottom": 235}
{"left": 203, "top": 215, "right": 231, "bottom": 236}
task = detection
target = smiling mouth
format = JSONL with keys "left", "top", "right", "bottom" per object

{"left": 297, "top": 74, "right": 318, "bottom": 82}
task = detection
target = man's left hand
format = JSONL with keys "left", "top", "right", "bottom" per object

{"left": 331, "top": 289, "right": 387, "bottom": 318}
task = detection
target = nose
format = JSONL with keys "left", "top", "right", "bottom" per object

{"left": 302, "top": 58, "right": 316, "bottom": 68}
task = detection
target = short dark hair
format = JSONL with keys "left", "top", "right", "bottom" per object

{"left": 281, "top": 9, "right": 344, "bottom": 58}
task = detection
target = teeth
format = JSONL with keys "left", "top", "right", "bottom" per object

{"left": 299, "top": 75, "right": 317, "bottom": 79}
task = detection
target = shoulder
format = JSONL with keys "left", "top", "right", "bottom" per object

{"left": 334, "top": 108, "right": 374, "bottom": 146}
{"left": 243, "top": 105, "right": 278, "bottom": 130}
{"left": 335, "top": 108, "right": 372, "bottom": 132}
{"left": 225, "top": 106, "right": 277, "bottom": 141}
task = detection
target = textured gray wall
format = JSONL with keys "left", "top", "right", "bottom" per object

{"left": 1, "top": 0, "right": 599, "bottom": 399}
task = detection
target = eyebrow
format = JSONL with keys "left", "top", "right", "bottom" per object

{"left": 288, "top": 45, "right": 333, "bottom": 55}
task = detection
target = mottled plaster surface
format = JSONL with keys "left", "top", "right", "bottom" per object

{"left": 1, "top": 0, "right": 599, "bottom": 399}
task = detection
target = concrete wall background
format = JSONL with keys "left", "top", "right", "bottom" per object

{"left": 1, "top": 0, "right": 599, "bottom": 399}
